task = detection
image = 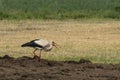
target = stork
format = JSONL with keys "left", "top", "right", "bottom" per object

{"left": 21, "top": 39, "right": 59, "bottom": 61}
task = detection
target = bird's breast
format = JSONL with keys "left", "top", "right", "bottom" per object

{"left": 43, "top": 45, "right": 53, "bottom": 51}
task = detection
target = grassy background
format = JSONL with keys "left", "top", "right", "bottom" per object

{"left": 0, "top": 0, "right": 120, "bottom": 63}
{"left": 0, "top": 20, "right": 120, "bottom": 63}
{"left": 0, "top": 0, "right": 120, "bottom": 20}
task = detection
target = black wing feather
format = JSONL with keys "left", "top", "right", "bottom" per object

{"left": 21, "top": 39, "right": 43, "bottom": 48}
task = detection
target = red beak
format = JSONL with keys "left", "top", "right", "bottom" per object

{"left": 54, "top": 42, "right": 61, "bottom": 49}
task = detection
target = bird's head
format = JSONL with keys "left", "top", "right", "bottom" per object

{"left": 51, "top": 41, "right": 61, "bottom": 49}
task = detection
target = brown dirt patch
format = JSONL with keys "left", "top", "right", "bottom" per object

{"left": 0, "top": 55, "right": 120, "bottom": 80}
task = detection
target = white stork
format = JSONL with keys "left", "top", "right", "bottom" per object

{"left": 21, "top": 39, "right": 59, "bottom": 61}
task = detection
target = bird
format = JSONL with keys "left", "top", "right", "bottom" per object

{"left": 21, "top": 39, "right": 60, "bottom": 61}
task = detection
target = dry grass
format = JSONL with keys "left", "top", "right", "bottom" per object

{"left": 0, "top": 20, "right": 120, "bottom": 63}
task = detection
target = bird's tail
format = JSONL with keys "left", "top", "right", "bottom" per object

{"left": 21, "top": 42, "right": 32, "bottom": 47}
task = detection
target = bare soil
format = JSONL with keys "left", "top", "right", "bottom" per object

{"left": 0, "top": 55, "right": 120, "bottom": 80}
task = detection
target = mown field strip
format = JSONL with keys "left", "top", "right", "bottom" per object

{"left": 0, "top": 20, "right": 120, "bottom": 63}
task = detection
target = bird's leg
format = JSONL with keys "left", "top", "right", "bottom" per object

{"left": 33, "top": 49, "right": 37, "bottom": 56}
{"left": 38, "top": 50, "right": 42, "bottom": 62}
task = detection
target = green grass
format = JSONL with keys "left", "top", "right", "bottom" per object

{"left": 0, "top": 0, "right": 120, "bottom": 20}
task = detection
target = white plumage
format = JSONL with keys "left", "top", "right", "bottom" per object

{"left": 34, "top": 39, "right": 54, "bottom": 51}
{"left": 34, "top": 39, "right": 49, "bottom": 47}
{"left": 21, "top": 39, "right": 59, "bottom": 61}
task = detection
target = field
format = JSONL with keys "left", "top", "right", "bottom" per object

{"left": 0, "top": 0, "right": 120, "bottom": 19}
{"left": 0, "top": 55, "right": 120, "bottom": 80}
{"left": 0, "top": 20, "right": 120, "bottom": 63}
{"left": 0, "top": 20, "right": 120, "bottom": 80}
{"left": 1, "top": 0, "right": 120, "bottom": 80}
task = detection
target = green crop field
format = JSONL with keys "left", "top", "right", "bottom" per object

{"left": 0, "top": 0, "right": 120, "bottom": 20}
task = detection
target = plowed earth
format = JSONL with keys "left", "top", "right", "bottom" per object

{"left": 0, "top": 55, "right": 120, "bottom": 80}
